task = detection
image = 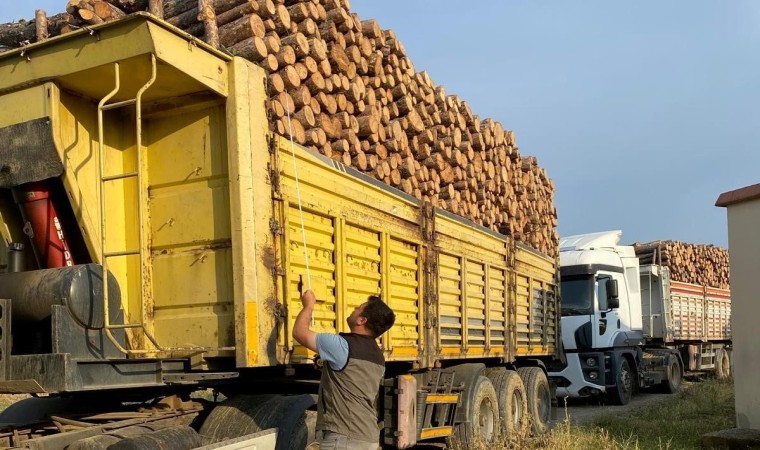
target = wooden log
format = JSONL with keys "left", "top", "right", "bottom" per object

{"left": 261, "top": 54, "right": 279, "bottom": 72}
{"left": 291, "top": 85, "right": 311, "bottom": 108}
{"left": 356, "top": 115, "right": 379, "bottom": 137}
{"left": 280, "top": 65, "right": 301, "bottom": 89}
{"left": 268, "top": 73, "right": 285, "bottom": 95}
{"left": 215, "top": 1, "right": 265, "bottom": 27}
{"left": 219, "top": 14, "right": 266, "bottom": 47}
{"left": 148, "top": 0, "right": 164, "bottom": 18}
{"left": 276, "top": 45, "right": 296, "bottom": 66}
{"left": 94, "top": 1, "right": 127, "bottom": 20}
{"left": 198, "top": 0, "right": 219, "bottom": 47}
{"left": 287, "top": 3, "right": 310, "bottom": 22}
{"left": 281, "top": 32, "right": 309, "bottom": 58}
{"left": 296, "top": 18, "right": 317, "bottom": 35}
{"left": 294, "top": 106, "right": 316, "bottom": 128}
{"left": 79, "top": 9, "right": 104, "bottom": 25}
{"left": 101, "top": 0, "right": 148, "bottom": 13}
{"left": 34, "top": 10, "right": 48, "bottom": 41}
{"left": 0, "top": 19, "right": 47, "bottom": 47}
{"left": 272, "top": 5, "right": 292, "bottom": 35}
{"left": 228, "top": 36, "right": 268, "bottom": 62}
{"left": 263, "top": 32, "right": 281, "bottom": 54}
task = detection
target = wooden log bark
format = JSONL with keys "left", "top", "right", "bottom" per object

{"left": 35, "top": 10, "right": 48, "bottom": 41}
{"left": 148, "top": 0, "right": 164, "bottom": 18}
{"left": 219, "top": 14, "right": 266, "bottom": 47}
{"left": 94, "top": 1, "right": 127, "bottom": 20}
{"left": 198, "top": 0, "right": 219, "bottom": 47}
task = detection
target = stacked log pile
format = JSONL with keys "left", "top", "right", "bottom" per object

{"left": 633, "top": 241, "right": 730, "bottom": 289}
{"left": 0, "top": 0, "right": 560, "bottom": 258}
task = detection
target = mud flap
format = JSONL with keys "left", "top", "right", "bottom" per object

{"left": 0, "top": 118, "right": 63, "bottom": 188}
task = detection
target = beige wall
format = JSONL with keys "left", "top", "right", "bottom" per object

{"left": 725, "top": 197, "right": 760, "bottom": 429}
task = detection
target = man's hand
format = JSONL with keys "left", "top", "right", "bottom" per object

{"left": 293, "top": 288, "right": 318, "bottom": 352}
{"left": 301, "top": 289, "right": 317, "bottom": 309}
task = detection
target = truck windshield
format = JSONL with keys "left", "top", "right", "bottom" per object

{"left": 560, "top": 275, "right": 594, "bottom": 316}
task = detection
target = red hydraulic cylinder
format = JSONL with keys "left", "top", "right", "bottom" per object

{"left": 13, "top": 181, "right": 74, "bottom": 269}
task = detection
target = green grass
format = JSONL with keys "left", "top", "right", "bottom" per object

{"left": 587, "top": 378, "right": 735, "bottom": 450}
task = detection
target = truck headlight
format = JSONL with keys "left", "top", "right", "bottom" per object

{"left": 586, "top": 357, "right": 597, "bottom": 367}
{"left": 588, "top": 371, "right": 599, "bottom": 380}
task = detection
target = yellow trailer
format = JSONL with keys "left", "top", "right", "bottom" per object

{"left": 0, "top": 15, "right": 559, "bottom": 449}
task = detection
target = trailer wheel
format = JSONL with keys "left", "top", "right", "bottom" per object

{"left": 607, "top": 357, "right": 633, "bottom": 406}
{"left": 715, "top": 349, "right": 731, "bottom": 379}
{"left": 661, "top": 356, "right": 682, "bottom": 394}
{"left": 198, "top": 394, "right": 317, "bottom": 449}
{"left": 516, "top": 367, "right": 551, "bottom": 435}
{"left": 453, "top": 375, "right": 500, "bottom": 445}
{"left": 484, "top": 368, "right": 528, "bottom": 439}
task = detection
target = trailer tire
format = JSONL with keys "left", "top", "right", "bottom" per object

{"left": 516, "top": 367, "right": 551, "bottom": 435}
{"left": 484, "top": 368, "right": 529, "bottom": 439}
{"left": 452, "top": 375, "right": 500, "bottom": 445}
{"left": 199, "top": 394, "right": 317, "bottom": 449}
{"left": 715, "top": 349, "right": 731, "bottom": 379}
{"left": 608, "top": 357, "right": 633, "bottom": 406}
{"left": 661, "top": 356, "right": 682, "bottom": 394}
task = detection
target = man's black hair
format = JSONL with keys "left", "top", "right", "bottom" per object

{"left": 363, "top": 295, "right": 395, "bottom": 338}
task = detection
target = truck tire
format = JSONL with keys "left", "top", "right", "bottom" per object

{"left": 107, "top": 426, "right": 202, "bottom": 450}
{"left": 484, "top": 368, "right": 528, "bottom": 439}
{"left": 661, "top": 356, "right": 682, "bottom": 394}
{"left": 453, "top": 375, "right": 500, "bottom": 445}
{"left": 715, "top": 348, "right": 731, "bottom": 379}
{"left": 516, "top": 367, "right": 551, "bottom": 435}
{"left": 199, "top": 394, "right": 317, "bottom": 449}
{"left": 607, "top": 357, "right": 633, "bottom": 406}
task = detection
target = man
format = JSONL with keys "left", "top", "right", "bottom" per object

{"left": 293, "top": 289, "right": 396, "bottom": 450}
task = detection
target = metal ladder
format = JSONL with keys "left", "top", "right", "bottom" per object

{"left": 97, "top": 54, "right": 164, "bottom": 355}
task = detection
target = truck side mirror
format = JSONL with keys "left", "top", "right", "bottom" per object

{"left": 607, "top": 279, "right": 619, "bottom": 309}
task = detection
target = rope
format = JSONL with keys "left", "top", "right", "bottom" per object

{"left": 285, "top": 105, "right": 314, "bottom": 328}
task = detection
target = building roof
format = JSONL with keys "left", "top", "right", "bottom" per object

{"left": 716, "top": 182, "right": 760, "bottom": 207}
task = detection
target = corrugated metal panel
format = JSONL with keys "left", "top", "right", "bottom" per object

{"left": 273, "top": 136, "right": 557, "bottom": 367}
{"left": 287, "top": 208, "right": 337, "bottom": 359}
{"left": 344, "top": 223, "right": 381, "bottom": 314}
{"left": 465, "top": 261, "right": 487, "bottom": 349}
{"left": 705, "top": 286, "right": 731, "bottom": 341}
{"left": 387, "top": 238, "right": 420, "bottom": 359}
{"left": 439, "top": 253, "right": 463, "bottom": 349}
{"left": 514, "top": 247, "right": 558, "bottom": 355}
{"left": 671, "top": 282, "right": 705, "bottom": 340}
{"left": 487, "top": 267, "right": 507, "bottom": 353}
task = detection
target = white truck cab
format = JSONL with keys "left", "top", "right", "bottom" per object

{"left": 548, "top": 231, "right": 675, "bottom": 405}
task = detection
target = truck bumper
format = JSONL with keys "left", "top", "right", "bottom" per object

{"left": 549, "top": 352, "right": 607, "bottom": 399}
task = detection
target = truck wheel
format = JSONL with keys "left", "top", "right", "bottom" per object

{"left": 661, "top": 357, "right": 682, "bottom": 394}
{"left": 199, "top": 394, "right": 317, "bottom": 449}
{"left": 453, "top": 375, "right": 500, "bottom": 445}
{"left": 715, "top": 349, "right": 731, "bottom": 379}
{"left": 517, "top": 367, "right": 551, "bottom": 435}
{"left": 608, "top": 357, "right": 633, "bottom": 406}
{"left": 484, "top": 368, "right": 528, "bottom": 438}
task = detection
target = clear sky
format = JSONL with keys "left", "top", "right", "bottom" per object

{"left": 3, "top": 1, "right": 758, "bottom": 247}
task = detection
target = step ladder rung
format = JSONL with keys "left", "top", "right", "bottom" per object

{"left": 425, "top": 394, "right": 460, "bottom": 404}
{"left": 104, "top": 250, "right": 140, "bottom": 258}
{"left": 102, "top": 172, "right": 138, "bottom": 182}
{"left": 102, "top": 98, "right": 137, "bottom": 111}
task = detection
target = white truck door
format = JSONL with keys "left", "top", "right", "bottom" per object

{"left": 593, "top": 272, "right": 623, "bottom": 348}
